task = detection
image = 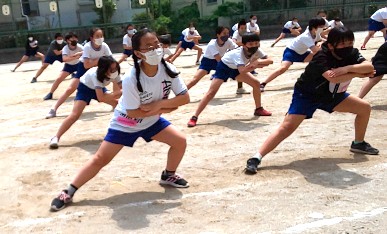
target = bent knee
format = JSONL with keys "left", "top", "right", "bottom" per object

{"left": 91, "top": 153, "right": 110, "bottom": 167}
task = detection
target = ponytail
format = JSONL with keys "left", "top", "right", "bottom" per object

{"left": 161, "top": 58, "right": 179, "bottom": 78}
{"left": 132, "top": 54, "right": 143, "bottom": 92}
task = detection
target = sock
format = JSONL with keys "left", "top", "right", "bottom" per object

{"left": 261, "top": 82, "right": 266, "bottom": 87}
{"left": 353, "top": 140, "right": 364, "bottom": 144}
{"left": 165, "top": 170, "right": 175, "bottom": 176}
{"left": 67, "top": 184, "right": 78, "bottom": 196}
{"left": 253, "top": 152, "right": 263, "bottom": 161}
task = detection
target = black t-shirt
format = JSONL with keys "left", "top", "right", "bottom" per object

{"left": 295, "top": 42, "right": 365, "bottom": 103}
{"left": 25, "top": 39, "right": 39, "bottom": 53}
{"left": 372, "top": 42, "right": 387, "bottom": 76}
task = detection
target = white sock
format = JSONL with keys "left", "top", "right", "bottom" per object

{"left": 253, "top": 152, "right": 262, "bottom": 161}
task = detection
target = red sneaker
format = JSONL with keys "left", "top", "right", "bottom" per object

{"left": 187, "top": 116, "right": 198, "bottom": 127}
{"left": 254, "top": 107, "right": 272, "bottom": 116}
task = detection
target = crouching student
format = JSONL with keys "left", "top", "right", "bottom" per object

{"left": 245, "top": 27, "right": 379, "bottom": 174}
{"left": 50, "top": 29, "right": 190, "bottom": 211}
{"left": 187, "top": 32, "right": 273, "bottom": 127}
{"left": 49, "top": 56, "right": 122, "bottom": 149}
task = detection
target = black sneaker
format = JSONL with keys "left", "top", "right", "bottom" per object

{"left": 50, "top": 190, "right": 73, "bottom": 211}
{"left": 43, "top": 93, "right": 53, "bottom": 100}
{"left": 245, "top": 158, "right": 261, "bottom": 174}
{"left": 350, "top": 141, "right": 379, "bottom": 155}
{"left": 160, "top": 172, "right": 189, "bottom": 188}
{"left": 31, "top": 77, "right": 37, "bottom": 83}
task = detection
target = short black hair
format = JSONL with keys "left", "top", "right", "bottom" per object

{"left": 242, "top": 32, "right": 260, "bottom": 44}
{"left": 238, "top": 19, "right": 247, "bottom": 29}
{"left": 54, "top": 33, "right": 63, "bottom": 39}
{"left": 317, "top": 9, "right": 327, "bottom": 15}
{"left": 308, "top": 17, "right": 326, "bottom": 30}
{"left": 327, "top": 27, "right": 354, "bottom": 47}
{"left": 334, "top": 17, "right": 341, "bottom": 21}
{"left": 216, "top": 26, "right": 229, "bottom": 35}
{"left": 65, "top": 32, "right": 78, "bottom": 41}
{"left": 292, "top": 17, "right": 298, "bottom": 21}
{"left": 158, "top": 34, "right": 171, "bottom": 45}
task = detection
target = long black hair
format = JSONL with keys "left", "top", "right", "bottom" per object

{"left": 96, "top": 56, "right": 120, "bottom": 83}
{"left": 87, "top": 27, "right": 102, "bottom": 42}
{"left": 131, "top": 28, "right": 179, "bottom": 92}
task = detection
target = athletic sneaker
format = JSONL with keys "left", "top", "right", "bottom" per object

{"left": 50, "top": 190, "right": 73, "bottom": 211}
{"left": 254, "top": 107, "right": 272, "bottom": 116}
{"left": 350, "top": 141, "right": 379, "bottom": 155}
{"left": 195, "top": 61, "right": 200, "bottom": 65}
{"left": 260, "top": 83, "right": 266, "bottom": 92}
{"left": 187, "top": 116, "right": 198, "bottom": 127}
{"left": 236, "top": 87, "right": 251, "bottom": 94}
{"left": 43, "top": 93, "right": 53, "bottom": 100}
{"left": 160, "top": 172, "right": 189, "bottom": 188}
{"left": 49, "top": 136, "right": 59, "bottom": 149}
{"left": 360, "top": 45, "right": 366, "bottom": 50}
{"left": 31, "top": 77, "right": 37, "bottom": 83}
{"left": 46, "top": 109, "right": 56, "bottom": 119}
{"left": 271, "top": 43, "right": 275, "bottom": 47}
{"left": 245, "top": 157, "right": 261, "bottom": 174}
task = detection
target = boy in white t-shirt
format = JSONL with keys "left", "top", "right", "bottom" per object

{"left": 260, "top": 17, "right": 326, "bottom": 92}
{"left": 271, "top": 17, "right": 302, "bottom": 47}
{"left": 328, "top": 17, "right": 344, "bottom": 29}
{"left": 361, "top": 7, "right": 387, "bottom": 50}
{"left": 187, "top": 32, "right": 273, "bottom": 127}
{"left": 158, "top": 34, "right": 173, "bottom": 63}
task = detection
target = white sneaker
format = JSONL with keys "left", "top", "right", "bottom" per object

{"left": 236, "top": 87, "right": 251, "bottom": 94}
{"left": 46, "top": 109, "right": 56, "bottom": 119}
{"left": 50, "top": 136, "right": 59, "bottom": 149}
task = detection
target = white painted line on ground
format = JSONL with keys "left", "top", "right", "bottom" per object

{"left": 283, "top": 207, "right": 387, "bottom": 233}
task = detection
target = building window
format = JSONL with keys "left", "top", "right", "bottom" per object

{"left": 21, "top": 0, "right": 39, "bottom": 16}
{"left": 207, "top": 0, "right": 217, "bottom": 4}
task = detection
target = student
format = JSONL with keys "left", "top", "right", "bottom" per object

{"left": 260, "top": 18, "right": 326, "bottom": 92}
{"left": 247, "top": 15, "right": 260, "bottom": 35}
{"left": 271, "top": 17, "right": 302, "bottom": 47}
{"left": 187, "top": 32, "right": 273, "bottom": 128}
{"left": 50, "top": 29, "right": 190, "bottom": 211}
{"left": 186, "top": 26, "right": 237, "bottom": 90}
{"left": 46, "top": 28, "right": 112, "bottom": 119}
{"left": 30, "top": 33, "right": 65, "bottom": 83}
{"left": 358, "top": 41, "right": 387, "bottom": 98}
{"left": 232, "top": 20, "right": 251, "bottom": 94}
{"left": 316, "top": 9, "right": 331, "bottom": 39}
{"left": 158, "top": 34, "right": 173, "bottom": 63}
{"left": 360, "top": 6, "right": 387, "bottom": 50}
{"left": 43, "top": 33, "right": 84, "bottom": 100}
{"left": 245, "top": 27, "right": 379, "bottom": 174}
{"left": 49, "top": 56, "right": 122, "bottom": 149}
{"left": 118, "top": 24, "right": 135, "bottom": 64}
{"left": 11, "top": 35, "right": 44, "bottom": 72}
{"left": 328, "top": 17, "right": 344, "bottom": 29}
{"left": 170, "top": 23, "right": 203, "bottom": 65}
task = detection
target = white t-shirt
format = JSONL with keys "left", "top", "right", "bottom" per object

{"left": 183, "top": 29, "right": 200, "bottom": 42}
{"left": 232, "top": 23, "right": 238, "bottom": 32}
{"left": 371, "top": 7, "right": 387, "bottom": 22}
{"left": 80, "top": 41, "right": 112, "bottom": 63}
{"left": 80, "top": 67, "right": 122, "bottom": 90}
{"left": 287, "top": 30, "right": 317, "bottom": 55}
{"left": 203, "top": 38, "right": 237, "bottom": 59}
{"left": 328, "top": 20, "right": 344, "bottom": 28}
{"left": 221, "top": 47, "right": 267, "bottom": 69}
{"left": 284, "top": 21, "right": 301, "bottom": 29}
{"left": 109, "top": 62, "right": 187, "bottom": 133}
{"left": 122, "top": 34, "right": 132, "bottom": 47}
{"left": 247, "top": 22, "right": 260, "bottom": 33}
{"left": 62, "top": 44, "right": 84, "bottom": 65}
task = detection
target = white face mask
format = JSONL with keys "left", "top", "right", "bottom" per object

{"left": 108, "top": 71, "right": 119, "bottom": 79}
{"left": 127, "top": 29, "right": 134, "bottom": 35}
{"left": 94, "top": 37, "right": 104, "bottom": 46}
{"left": 56, "top": 39, "right": 64, "bottom": 44}
{"left": 189, "top": 27, "right": 195, "bottom": 32}
{"left": 316, "top": 27, "right": 324, "bottom": 34}
{"left": 141, "top": 48, "right": 163, "bottom": 65}
{"left": 251, "top": 19, "right": 257, "bottom": 24}
{"left": 28, "top": 37, "right": 33, "bottom": 41}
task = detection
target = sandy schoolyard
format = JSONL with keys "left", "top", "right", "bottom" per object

{"left": 0, "top": 31, "right": 386, "bottom": 233}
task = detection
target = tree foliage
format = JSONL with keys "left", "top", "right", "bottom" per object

{"left": 93, "top": 0, "right": 117, "bottom": 24}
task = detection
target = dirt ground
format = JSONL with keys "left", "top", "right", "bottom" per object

{"left": 0, "top": 31, "right": 386, "bottom": 234}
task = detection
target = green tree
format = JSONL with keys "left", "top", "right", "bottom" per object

{"left": 94, "top": 0, "right": 117, "bottom": 23}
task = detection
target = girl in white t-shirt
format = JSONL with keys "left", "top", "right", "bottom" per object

{"left": 187, "top": 32, "right": 273, "bottom": 127}
{"left": 43, "top": 32, "right": 84, "bottom": 101}
{"left": 247, "top": 15, "right": 260, "bottom": 35}
{"left": 271, "top": 17, "right": 302, "bottom": 47}
{"left": 46, "top": 28, "right": 112, "bottom": 119}
{"left": 118, "top": 24, "right": 136, "bottom": 64}
{"left": 186, "top": 26, "right": 237, "bottom": 89}
{"left": 49, "top": 56, "right": 122, "bottom": 149}
{"left": 170, "top": 23, "right": 203, "bottom": 65}
{"left": 361, "top": 7, "right": 387, "bottom": 50}
{"left": 50, "top": 29, "right": 190, "bottom": 211}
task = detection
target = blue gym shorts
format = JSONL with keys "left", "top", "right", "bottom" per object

{"left": 104, "top": 117, "right": 171, "bottom": 147}
{"left": 368, "top": 18, "right": 385, "bottom": 32}
{"left": 212, "top": 61, "right": 240, "bottom": 82}
{"left": 282, "top": 48, "right": 310, "bottom": 63}
{"left": 62, "top": 63, "right": 78, "bottom": 73}
{"left": 199, "top": 57, "right": 218, "bottom": 74}
{"left": 74, "top": 82, "right": 107, "bottom": 105}
{"left": 44, "top": 54, "right": 63, "bottom": 64}
{"left": 123, "top": 49, "right": 132, "bottom": 56}
{"left": 288, "top": 87, "right": 350, "bottom": 119}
